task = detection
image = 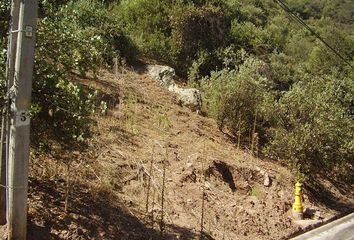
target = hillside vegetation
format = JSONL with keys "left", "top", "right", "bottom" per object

{"left": 0, "top": 0, "right": 353, "bottom": 239}
{"left": 111, "top": 0, "right": 354, "bottom": 178}
{"left": 3, "top": 0, "right": 352, "bottom": 178}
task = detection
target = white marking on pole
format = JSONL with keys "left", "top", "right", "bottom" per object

{"left": 14, "top": 111, "right": 30, "bottom": 127}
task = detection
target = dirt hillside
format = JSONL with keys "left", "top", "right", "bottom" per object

{"left": 5, "top": 67, "right": 352, "bottom": 240}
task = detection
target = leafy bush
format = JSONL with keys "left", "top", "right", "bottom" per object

{"left": 0, "top": 0, "right": 9, "bottom": 89}
{"left": 112, "top": 0, "right": 230, "bottom": 76}
{"left": 112, "top": 0, "right": 173, "bottom": 61}
{"left": 109, "top": 0, "right": 354, "bottom": 179}
{"left": 170, "top": 4, "right": 229, "bottom": 74}
{"left": 199, "top": 48, "right": 353, "bottom": 177}
{"left": 0, "top": 1, "right": 9, "bottom": 38}
{"left": 0, "top": 0, "right": 133, "bottom": 149}
{"left": 32, "top": 1, "right": 107, "bottom": 148}
{"left": 2, "top": 0, "right": 353, "bottom": 179}
{"left": 305, "top": 20, "right": 354, "bottom": 75}
{"left": 200, "top": 55, "right": 275, "bottom": 139}
{"left": 265, "top": 75, "right": 354, "bottom": 175}
{"left": 31, "top": 0, "right": 135, "bottom": 149}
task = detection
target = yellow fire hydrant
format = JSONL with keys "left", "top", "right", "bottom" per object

{"left": 292, "top": 181, "right": 304, "bottom": 220}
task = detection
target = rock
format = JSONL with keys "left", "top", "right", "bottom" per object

{"left": 168, "top": 84, "right": 202, "bottom": 111}
{"left": 147, "top": 65, "right": 175, "bottom": 87}
{"left": 314, "top": 210, "right": 323, "bottom": 220}
{"left": 264, "top": 173, "right": 271, "bottom": 187}
{"left": 180, "top": 163, "right": 197, "bottom": 183}
{"left": 147, "top": 65, "right": 201, "bottom": 111}
{"left": 304, "top": 208, "right": 323, "bottom": 220}
{"left": 277, "top": 190, "right": 284, "bottom": 198}
{"left": 148, "top": 206, "right": 162, "bottom": 214}
{"left": 294, "top": 219, "right": 322, "bottom": 228}
{"left": 248, "top": 196, "right": 259, "bottom": 205}
{"left": 186, "top": 162, "right": 194, "bottom": 168}
{"left": 204, "top": 181, "right": 212, "bottom": 190}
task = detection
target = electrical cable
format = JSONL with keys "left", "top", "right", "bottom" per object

{"left": 2, "top": 0, "right": 19, "bottom": 222}
{"left": 273, "top": 0, "right": 354, "bottom": 70}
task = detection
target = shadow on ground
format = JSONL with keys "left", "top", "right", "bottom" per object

{"left": 305, "top": 177, "right": 354, "bottom": 213}
{"left": 28, "top": 177, "right": 199, "bottom": 240}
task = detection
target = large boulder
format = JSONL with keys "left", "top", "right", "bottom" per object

{"left": 147, "top": 65, "right": 175, "bottom": 87}
{"left": 147, "top": 65, "right": 201, "bottom": 111}
{"left": 168, "top": 84, "right": 201, "bottom": 111}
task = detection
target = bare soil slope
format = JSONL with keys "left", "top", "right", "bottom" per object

{"left": 5, "top": 68, "right": 352, "bottom": 240}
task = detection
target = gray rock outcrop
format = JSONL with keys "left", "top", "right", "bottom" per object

{"left": 146, "top": 65, "right": 175, "bottom": 87}
{"left": 168, "top": 84, "right": 201, "bottom": 111}
{"left": 147, "top": 65, "right": 201, "bottom": 111}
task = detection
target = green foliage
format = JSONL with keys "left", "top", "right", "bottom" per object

{"left": 238, "top": 0, "right": 268, "bottom": 26}
{"left": 0, "top": 0, "right": 9, "bottom": 38}
{"left": 265, "top": 75, "right": 354, "bottom": 174}
{"left": 31, "top": 0, "right": 135, "bottom": 149}
{"left": 200, "top": 55, "right": 275, "bottom": 138}
{"left": 40, "top": 0, "right": 136, "bottom": 71}
{"left": 2, "top": 0, "right": 353, "bottom": 178}
{"left": 230, "top": 20, "right": 270, "bottom": 52}
{"left": 287, "top": 0, "right": 354, "bottom": 23}
{"left": 305, "top": 20, "right": 354, "bottom": 75}
{"left": 112, "top": 0, "right": 172, "bottom": 61}
{"left": 112, "top": 0, "right": 230, "bottom": 76}
{"left": 30, "top": 1, "right": 104, "bottom": 148}
{"left": 268, "top": 52, "right": 295, "bottom": 93}
{"left": 170, "top": 4, "right": 229, "bottom": 74}
{"left": 0, "top": 0, "right": 9, "bottom": 90}
{"left": 0, "top": 0, "right": 135, "bottom": 150}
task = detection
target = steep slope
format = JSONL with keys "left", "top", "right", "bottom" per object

{"left": 20, "top": 67, "right": 354, "bottom": 240}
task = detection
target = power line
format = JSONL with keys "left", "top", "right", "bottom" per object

{"left": 273, "top": 0, "right": 354, "bottom": 70}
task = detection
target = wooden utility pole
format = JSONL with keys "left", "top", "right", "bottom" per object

{"left": 0, "top": 0, "right": 21, "bottom": 225}
{"left": 7, "top": 0, "right": 38, "bottom": 239}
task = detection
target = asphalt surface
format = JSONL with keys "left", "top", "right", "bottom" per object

{"left": 292, "top": 212, "right": 354, "bottom": 240}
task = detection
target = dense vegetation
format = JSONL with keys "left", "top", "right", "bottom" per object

{"left": 1, "top": 0, "right": 353, "bottom": 179}
{"left": 1, "top": 0, "right": 135, "bottom": 150}
{"left": 112, "top": 0, "right": 353, "bottom": 178}
{"left": 0, "top": 1, "right": 9, "bottom": 85}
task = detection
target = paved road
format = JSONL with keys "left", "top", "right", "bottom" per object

{"left": 292, "top": 212, "right": 354, "bottom": 240}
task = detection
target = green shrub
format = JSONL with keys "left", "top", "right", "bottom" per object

{"left": 200, "top": 55, "right": 275, "bottom": 139}
{"left": 188, "top": 46, "right": 246, "bottom": 86}
{"left": 0, "top": 0, "right": 9, "bottom": 38}
{"left": 112, "top": 0, "right": 230, "bottom": 76}
{"left": 230, "top": 21, "right": 260, "bottom": 50}
{"left": 170, "top": 4, "right": 229, "bottom": 75}
{"left": 32, "top": 6, "right": 100, "bottom": 148}
{"left": 265, "top": 74, "right": 354, "bottom": 175}
{"left": 0, "top": 0, "right": 9, "bottom": 89}
{"left": 268, "top": 52, "right": 295, "bottom": 93}
{"left": 305, "top": 21, "right": 354, "bottom": 75}
{"left": 31, "top": 0, "right": 133, "bottom": 149}
{"left": 112, "top": 0, "right": 173, "bottom": 61}
{"left": 0, "top": 0, "right": 134, "bottom": 149}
